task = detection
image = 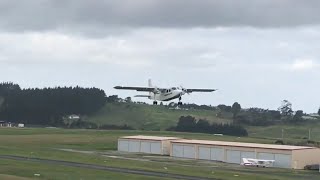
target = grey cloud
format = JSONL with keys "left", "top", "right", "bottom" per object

{"left": 1, "top": 0, "right": 320, "bottom": 34}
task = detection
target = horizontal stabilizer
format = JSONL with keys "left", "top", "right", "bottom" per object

{"left": 134, "top": 95, "right": 151, "bottom": 98}
{"left": 114, "top": 86, "right": 155, "bottom": 92}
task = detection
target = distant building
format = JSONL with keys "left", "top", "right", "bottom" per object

{"left": 68, "top": 115, "right": 80, "bottom": 120}
{"left": 0, "top": 121, "right": 6, "bottom": 127}
{"left": 302, "top": 116, "right": 318, "bottom": 120}
{"left": 309, "top": 113, "right": 320, "bottom": 117}
{"left": 0, "top": 121, "right": 25, "bottom": 128}
{"left": 6, "top": 122, "right": 12, "bottom": 127}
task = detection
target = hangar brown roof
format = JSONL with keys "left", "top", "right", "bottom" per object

{"left": 120, "top": 135, "right": 181, "bottom": 141}
{"left": 171, "top": 139, "right": 315, "bottom": 150}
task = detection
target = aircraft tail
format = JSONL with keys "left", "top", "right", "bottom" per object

{"left": 148, "top": 79, "right": 153, "bottom": 97}
{"left": 148, "top": 79, "right": 152, "bottom": 87}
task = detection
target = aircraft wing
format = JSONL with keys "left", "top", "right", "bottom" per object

{"left": 257, "top": 159, "right": 275, "bottom": 162}
{"left": 114, "top": 86, "right": 156, "bottom": 92}
{"left": 242, "top": 158, "right": 251, "bottom": 164}
{"left": 186, "top": 89, "right": 217, "bottom": 93}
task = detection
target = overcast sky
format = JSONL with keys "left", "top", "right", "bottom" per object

{"left": 1, "top": 0, "right": 319, "bottom": 112}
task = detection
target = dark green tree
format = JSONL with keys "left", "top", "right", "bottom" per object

{"left": 125, "top": 97, "right": 132, "bottom": 103}
{"left": 172, "top": 116, "right": 248, "bottom": 136}
{"left": 195, "top": 119, "right": 210, "bottom": 132}
{"left": 106, "top": 95, "right": 121, "bottom": 103}
{"left": 0, "top": 83, "right": 106, "bottom": 126}
{"left": 217, "top": 104, "right": 232, "bottom": 112}
{"left": 292, "top": 110, "right": 304, "bottom": 123}
{"left": 175, "top": 116, "right": 197, "bottom": 132}
{"left": 278, "top": 100, "right": 293, "bottom": 117}
{"left": 231, "top": 102, "right": 241, "bottom": 119}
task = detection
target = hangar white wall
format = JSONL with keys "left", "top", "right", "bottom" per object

{"left": 257, "top": 152, "right": 292, "bottom": 168}
{"left": 172, "top": 144, "right": 195, "bottom": 158}
{"left": 118, "top": 140, "right": 129, "bottom": 152}
{"left": 118, "top": 136, "right": 320, "bottom": 169}
{"left": 170, "top": 142, "right": 296, "bottom": 169}
{"left": 118, "top": 136, "right": 180, "bottom": 155}
{"left": 118, "top": 139, "right": 163, "bottom": 154}
{"left": 198, "top": 146, "right": 224, "bottom": 161}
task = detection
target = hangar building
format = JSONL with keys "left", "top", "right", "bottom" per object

{"left": 118, "top": 135, "right": 180, "bottom": 155}
{"left": 170, "top": 139, "right": 320, "bottom": 169}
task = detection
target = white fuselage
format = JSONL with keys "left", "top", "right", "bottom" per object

{"left": 149, "top": 88, "right": 184, "bottom": 101}
{"left": 241, "top": 158, "right": 274, "bottom": 167}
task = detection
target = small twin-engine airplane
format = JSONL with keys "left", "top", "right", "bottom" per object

{"left": 114, "top": 80, "right": 217, "bottom": 105}
{"left": 241, "top": 158, "right": 275, "bottom": 168}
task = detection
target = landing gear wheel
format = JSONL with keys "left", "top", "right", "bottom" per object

{"left": 178, "top": 96, "right": 182, "bottom": 106}
{"left": 153, "top": 101, "right": 158, "bottom": 105}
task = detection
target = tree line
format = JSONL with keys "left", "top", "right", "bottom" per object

{"left": 167, "top": 116, "right": 248, "bottom": 136}
{"left": 217, "top": 100, "right": 318, "bottom": 126}
{"left": 1, "top": 82, "right": 319, "bottom": 130}
{"left": 106, "top": 95, "right": 319, "bottom": 126}
{"left": 0, "top": 82, "right": 106, "bottom": 126}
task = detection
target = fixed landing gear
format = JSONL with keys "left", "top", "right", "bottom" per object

{"left": 153, "top": 101, "right": 158, "bottom": 105}
{"left": 178, "top": 96, "right": 183, "bottom": 106}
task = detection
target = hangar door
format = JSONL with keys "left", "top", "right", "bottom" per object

{"left": 226, "top": 150, "right": 241, "bottom": 164}
{"left": 211, "top": 148, "right": 224, "bottom": 161}
{"left": 198, "top": 147, "right": 210, "bottom": 160}
{"left": 172, "top": 144, "right": 183, "bottom": 157}
{"left": 274, "top": 154, "right": 291, "bottom": 168}
{"left": 183, "top": 145, "right": 195, "bottom": 159}
{"left": 172, "top": 144, "right": 195, "bottom": 158}
{"left": 128, "top": 140, "right": 140, "bottom": 152}
{"left": 140, "top": 141, "right": 151, "bottom": 153}
{"left": 118, "top": 140, "right": 129, "bottom": 152}
{"left": 257, "top": 152, "right": 275, "bottom": 160}
{"left": 150, "top": 142, "right": 161, "bottom": 154}
{"left": 241, "top": 151, "right": 255, "bottom": 159}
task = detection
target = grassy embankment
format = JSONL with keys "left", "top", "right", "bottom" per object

{"left": 87, "top": 102, "right": 231, "bottom": 130}
{"left": 87, "top": 102, "right": 320, "bottom": 142}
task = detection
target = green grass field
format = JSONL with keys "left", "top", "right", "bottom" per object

{"left": 0, "top": 128, "right": 319, "bottom": 180}
{"left": 247, "top": 124, "right": 320, "bottom": 141}
{"left": 0, "top": 158, "right": 170, "bottom": 180}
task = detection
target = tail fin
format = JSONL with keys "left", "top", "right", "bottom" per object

{"left": 148, "top": 79, "right": 153, "bottom": 97}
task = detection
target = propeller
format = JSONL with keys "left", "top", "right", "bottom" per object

{"left": 179, "top": 85, "right": 189, "bottom": 95}
{"left": 153, "top": 86, "right": 160, "bottom": 94}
